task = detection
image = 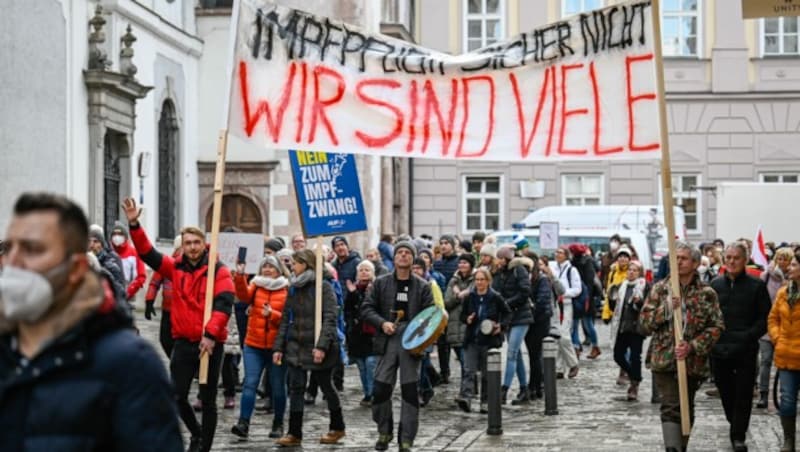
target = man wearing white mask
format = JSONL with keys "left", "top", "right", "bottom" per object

{"left": 110, "top": 222, "right": 146, "bottom": 301}
{"left": 0, "top": 192, "right": 182, "bottom": 451}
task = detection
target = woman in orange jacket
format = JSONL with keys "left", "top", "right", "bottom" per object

{"left": 768, "top": 250, "right": 800, "bottom": 452}
{"left": 230, "top": 255, "right": 290, "bottom": 440}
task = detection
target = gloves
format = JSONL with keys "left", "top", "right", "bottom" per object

{"left": 145, "top": 300, "right": 157, "bottom": 320}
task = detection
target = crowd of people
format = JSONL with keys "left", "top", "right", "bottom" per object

{"left": 3, "top": 191, "right": 800, "bottom": 451}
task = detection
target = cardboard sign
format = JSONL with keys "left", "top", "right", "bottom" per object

{"left": 206, "top": 232, "right": 264, "bottom": 274}
{"left": 539, "top": 221, "right": 560, "bottom": 250}
{"left": 742, "top": 0, "right": 800, "bottom": 19}
{"left": 228, "top": 0, "right": 661, "bottom": 162}
{"left": 289, "top": 150, "right": 368, "bottom": 237}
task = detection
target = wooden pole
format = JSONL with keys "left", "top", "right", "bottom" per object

{"left": 314, "top": 235, "right": 324, "bottom": 344}
{"left": 650, "top": 0, "right": 692, "bottom": 436}
{"left": 199, "top": 129, "right": 228, "bottom": 384}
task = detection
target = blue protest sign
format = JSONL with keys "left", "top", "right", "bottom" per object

{"left": 289, "top": 150, "right": 368, "bottom": 237}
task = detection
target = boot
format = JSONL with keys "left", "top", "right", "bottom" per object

{"left": 511, "top": 386, "right": 530, "bottom": 405}
{"left": 275, "top": 434, "right": 302, "bottom": 447}
{"left": 319, "top": 430, "right": 345, "bottom": 444}
{"left": 501, "top": 385, "right": 509, "bottom": 405}
{"left": 269, "top": 419, "right": 284, "bottom": 439}
{"left": 626, "top": 381, "right": 639, "bottom": 402}
{"left": 661, "top": 422, "right": 683, "bottom": 452}
{"left": 756, "top": 391, "right": 769, "bottom": 409}
{"left": 617, "top": 370, "right": 629, "bottom": 386}
{"left": 574, "top": 347, "right": 582, "bottom": 360}
{"left": 587, "top": 346, "right": 601, "bottom": 359}
{"left": 374, "top": 434, "right": 392, "bottom": 451}
{"left": 781, "top": 416, "right": 796, "bottom": 452}
{"left": 231, "top": 418, "right": 249, "bottom": 439}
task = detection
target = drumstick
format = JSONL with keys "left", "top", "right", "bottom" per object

{"left": 392, "top": 309, "right": 405, "bottom": 327}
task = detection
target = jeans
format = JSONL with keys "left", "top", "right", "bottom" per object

{"left": 460, "top": 343, "right": 488, "bottom": 401}
{"left": 240, "top": 345, "right": 287, "bottom": 422}
{"left": 778, "top": 369, "right": 800, "bottom": 417}
{"left": 713, "top": 354, "right": 758, "bottom": 441}
{"left": 613, "top": 332, "right": 644, "bottom": 382}
{"left": 759, "top": 339, "right": 774, "bottom": 393}
{"left": 571, "top": 316, "right": 598, "bottom": 348}
{"left": 352, "top": 355, "right": 377, "bottom": 399}
{"left": 171, "top": 339, "right": 223, "bottom": 452}
{"left": 503, "top": 325, "right": 529, "bottom": 388}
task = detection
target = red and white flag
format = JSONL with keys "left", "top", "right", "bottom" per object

{"left": 751, "top": 225, "right": 769, "bottom": 268}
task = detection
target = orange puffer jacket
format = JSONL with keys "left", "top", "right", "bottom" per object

{"left": 234, "top": 274, "right": 289, "bottom": 350}
{"left": 768, "top": 285, "right": 800, "bottom": 370}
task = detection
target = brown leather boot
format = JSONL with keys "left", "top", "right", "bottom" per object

{"left": 275, "top": 434, "right": 302, "bottom": 447}
{"left": 587, "top": 346, "right": 601, "bottom": 359}
{"left": 319, "top": 430, "right": 345, "bottom": 444}
{"left": 626, "top": 381, "right": 639, "bottom": 401}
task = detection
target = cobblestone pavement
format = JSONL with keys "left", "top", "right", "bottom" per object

{"left": 135, "top": 309, "right": 782, "bottom": 451}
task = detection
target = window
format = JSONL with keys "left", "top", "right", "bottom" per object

{"left": 763, "top": 18, "right": 800, "bottom": 55}
{"left": 463, "top": 176, "right": 503, "bottom": 232}
{"left": 463, "top": 0, "right": 504, "bottom": 52}
{"left": 561, "top": 174, "right": 603, "bottom": 206}
{"left": 662, "top": 0, "right": 699, "bottom": 57}
{"left": 562, "top": 0, "right": 603, "bottom": 17}
{"left": 671, "top": 174, "right": 701, "bottom": 233}
{"left": 158, "top": 100, "right": 179, "bottom": 239}
{"left": 761, "top": 173, "right": 800, "bottom": 183}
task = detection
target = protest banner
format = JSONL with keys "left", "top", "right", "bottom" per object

{"left": 206, "top": 232, "right": 264, "bottom": 274}
{"left": 228, "top": 0, "right": 661, "bottom": 162}
{"left": 289, "top": 150, "right": 368, "bottom": 237}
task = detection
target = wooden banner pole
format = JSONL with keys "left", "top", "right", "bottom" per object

{"left": 200, "top": 129, "right": 228, "bottom": 384}
{"left": 314, "top": 235, "right": 324, "bottom": 345}
{"left": 650, "top": 0, "right": 692, "bottom": 436}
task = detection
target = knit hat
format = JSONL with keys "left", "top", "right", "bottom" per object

{"left": 439, "top": 234, "right": 456, "bottom": 248}
{"left": 331, "top": 236, "right": 348, "bottom": 248}
{"left": 496, "top": 245, "right": 515, "bottom": 261}
{"left": 418, "top": 248, "right": 434, "bottom": 263}
{"left": 264, "top": 238, "right": 284, "bottom": 253}
{"left": 480, "top": 243, "right": 497, "bottom": 258}
{"left": 617, "top": 245, "right": 633, "bottom": 258}
{"left": 459, "top": 240, "right": 473, "bottom": 253}
{"left": 260, "top": 254, "right": 288, "bottom": 277}
{"left": 89, "top": 224, "right": 108, "bottom": 248}
{"left": 568, "top": 243, "right": 587, "bottom": 257}
{"left": 412, "top": 257, "right": 427, "bottom": 269}
{"left": 458, "top": 253, "right": 476, "bottom": 268}
{"left": 512, "top": 233, "right": 529, "bottom": 251}
{"left": 111, "top": 221, "right": 130, "bottom": 239}
{"left": 293, "top": 249, "right": 317, "bottom": 271}
{"left": 394, "top": 240, "right": 417, "bottom": 258}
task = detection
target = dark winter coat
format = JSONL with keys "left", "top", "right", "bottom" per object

{"left": 274, "top": 273, "right": 339, "bottom": 370}
{"left": 433, "top": 254, "right": 460, "bottom": 286}
{"left": 0, "top": 272, "right": 182, "bottom": 452}
{"left": 445, "top": 271, "right": 474, "bottom": 346}
{"left": 710, "top": 272, "right": 771, "bottom": 359}
{"left": 461, "top": 288, "right": 510, "bottom": 347}
{"left": 333, "top": 251, "right": 362, "bottom": 284}
{"left": 572, "top": 254, "right": 599, "bottom": 315}
{"left": 361, "top": 273, "right": 434, "bottom": 355}
{"left": 531, "top": 274, "right": 554, "bottom": 321}
{"left": 492, "top": 258, "right": 532, "bottom": 326}
{"left": 344, "top": 284, "right": 375, "bottom": 358}
{"left": 95, "top": 248, "right": 126, "bottom": 299}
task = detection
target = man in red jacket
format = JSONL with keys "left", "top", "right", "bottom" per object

{"left": 109, "top": 222, "right": 146, "bottom": 301}
{"left": 122, "top": 197, "right": 233, "bottom": 452}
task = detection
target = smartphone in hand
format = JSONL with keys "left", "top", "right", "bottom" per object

{"left": 237, "top": 246, "right": 247, "bottom": 265}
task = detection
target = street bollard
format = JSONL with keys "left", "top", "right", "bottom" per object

{"left": 542, "top": 337, "right": 559, "bottom": 415}
{"left": 486, "top": 349, "right": 503, "bottom": 435}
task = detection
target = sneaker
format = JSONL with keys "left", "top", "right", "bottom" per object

{"left": 275, "top": 434, "right": 302, "bottom": 447}
{"left": 224, "top": 396, "right": 235, "bottom": 409}
{"left": 399, "top": 441, "right": 413, "bottom": 452}
{"left": 231, "top": 418, "right": 249, "bottom": 439}
{"left": 320, "top": 430, "right": 345, "bottom": 444}
{"left": 360, "top": 396, "right": 373, "bottom": 407}
{"left": 374, "top": 434, "right": 392, "bottom": 450}
{"left": 192, "top": 398, "right": 202, "bottom": 412}
{"left": 455, "top": 397, "right": 470, "bottom": 413}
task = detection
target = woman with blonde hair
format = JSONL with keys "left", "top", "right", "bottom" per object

{"left": 344, "top": 259, "right": 378, "bottom": 406}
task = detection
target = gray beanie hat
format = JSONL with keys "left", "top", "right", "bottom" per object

{"left": 394, "top": 240, "right": 417, "bottom": 259}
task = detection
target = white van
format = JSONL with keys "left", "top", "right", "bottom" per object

{"left": 518, "top": 205, "right": 686, "bottom": 259}
{"left": 490, "top": 228, "right": 654, "bottom": 277}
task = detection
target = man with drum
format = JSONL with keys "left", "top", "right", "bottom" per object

{"left": 361, "top": 241, "right": 434, "bottom": 452}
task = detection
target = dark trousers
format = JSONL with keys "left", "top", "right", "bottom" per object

{"left": 159, "top": 310, "right": 174, "bottom": 357}
{"left": 713, "top": 354, "right": 758, "bottom": 441}
{"left": 437, "top": 335, "right": 451, "bottom": 377}
{"left": 288, "top": 365, "right": 344, "bottom": 438}
{"left": 525, "top": 315, "right": 550, "bottom": 393}
{"left": 171, "top": 339, "right": 224, "bottom": 452}
{"left": 613, "top": 332, "right": 645, "bottom": 383}
{"left": 221, "top": 353, "right": 240, "bottom": 398}
{"left": 306, "top": 353, "right": 343, "bottom": 396}
{"left": 653, "top": 371, "right": 703, "bottom": 425}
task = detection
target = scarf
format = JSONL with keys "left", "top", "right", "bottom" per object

{"left": 356, "top": 280, "right": 371, "bottom": 291}
{"left": 290, "top": 270, "right": 315, "bottom": 288}
{"left": 616, "top": 278, "right": 647, "bottom": 306}
{"left": 252, "top": 275, "right": 289, "bottom": 291}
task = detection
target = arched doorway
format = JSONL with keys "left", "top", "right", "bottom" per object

{"left": 158, "top": 100, "right": 179, "bottom": 239}
{"left": 206, "top": 194, "right": 263, "bottom": 233}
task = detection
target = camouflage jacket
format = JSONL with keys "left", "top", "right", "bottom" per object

{"left": 640, "top": 274, "right": 724, "bottom": 378}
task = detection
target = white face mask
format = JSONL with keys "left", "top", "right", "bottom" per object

{"left": 0, "top": 260, "right": 72, "bottom": 323}
{"left": 698, "top": 265, "right": 708, "bottom": 275}
{"left": 111, "top": 235, "right": 126, "bottom": 247}
{"left": 609, "top": 241, "right": 620, "bottom": 252}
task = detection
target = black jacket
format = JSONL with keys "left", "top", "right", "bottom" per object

{"left": 492, "top": 258, "right": 533, "bottom": 326}
{"left": 0, "top": 274, "right": 182, "bottom": 452}
{"left": 710, "top": 272, "right": 771, "bottom": 359}
{"left": 361, "top": 272, "right": 433, "bottom": 355}
{"left": 531, "top": 274, "right": 553, "bottom": 320}
{"left": 334, "top": 251, "right": 362, "bottom": 284}
{"left": 572, "top": 254, "right": 599, "bottom": 314}
{"left": 344, "top": 285, "right": 374, "bottom": 358}
{"left": 461, "top": 288, "right": 510, "bottom": 347}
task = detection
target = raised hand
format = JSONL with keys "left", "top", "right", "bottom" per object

{"left": 121, "top": 198, "right": 142, "bottom": 225}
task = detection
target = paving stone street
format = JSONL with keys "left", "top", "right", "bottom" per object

{"left": 136, "top": 308, "right": 783, "bottom": 451}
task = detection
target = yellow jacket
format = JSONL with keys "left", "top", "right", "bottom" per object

{"left": 769, "top": 285, "right": 800, "bottom": 370}
{"left": 602, "top": 263, "right": 629, "bottom": 321}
